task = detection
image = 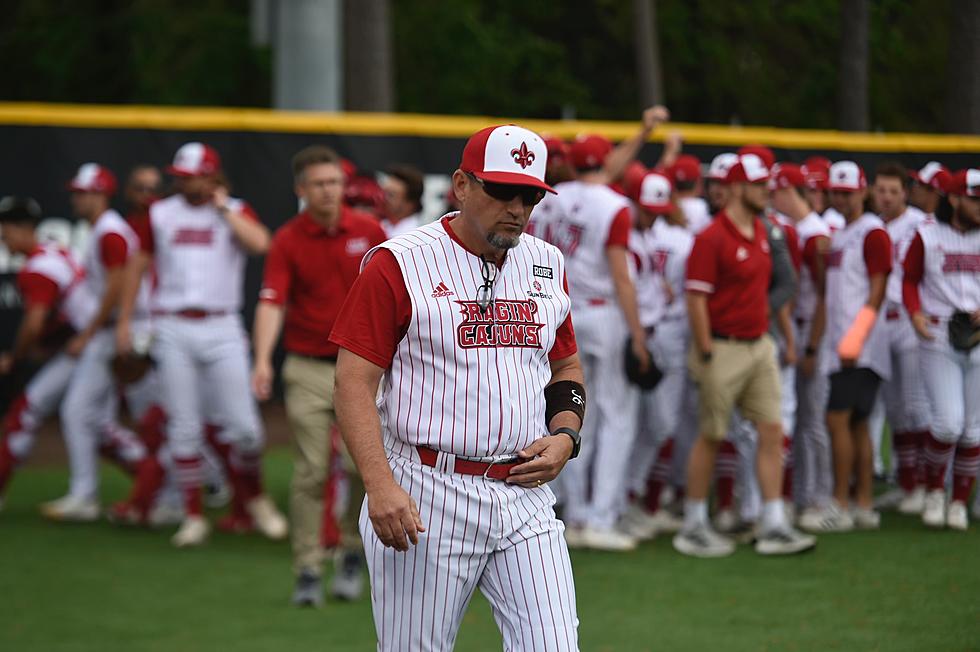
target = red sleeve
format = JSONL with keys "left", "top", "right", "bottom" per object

{"left": 863, "top": 228, "right": 892, "bottom": 276}
{"left": 237, "top": 201, "right": 261, "bottom": 223}
{"left": 329, "top": 249, "right": 412, "bottom": 369}
{"left": 258, "top": 230, "right": 292, "bottom": 305}
{"left": 902, "top": 232, "right": 925, "bottom": 316}
{"left": 685, "top": 232, "right": 718, "bottom": 294}
{"left": 99, "top": 233, "right": 129, "bottom": 268}
{"left": 18, "top": 272, "right": 59, "bottom": 308}
{"left": 802, "top": 234, "right": 828, "bottom": 281}
{"left": 136, "top": 211, "right": 155, "bottom": 253}
{"left": 549, "top": 272, "right": 578, "bottom": 360}
{"left": 604, "top": 207, "right": 632, "bottom": 249}
{"left": 783, "top": 223, "right": 802, "bottom": 272}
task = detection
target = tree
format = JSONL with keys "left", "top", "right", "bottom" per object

{"left": 632, "top": 0, "right": 664, "bottom": 108}
{"left": 344, "top": 0, "right": 394, "bottom": 112}
{"left": 838, "top": 0, "right": 870, "bottom": 131}
{"left": 944, "top": 0, "right": 980, "bottom": 133}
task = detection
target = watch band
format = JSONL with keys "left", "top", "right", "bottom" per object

{"left": 551, "top": 427, "right": 581, "bottom": 459}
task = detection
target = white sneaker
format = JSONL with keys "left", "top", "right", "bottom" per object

{"left": 922, "top": 490, "right": 946, "bottom": 528}
{"left": 799, "top": 503, "right": 854, "bottom": 533}
{"left": 563, "top": 524, "right": 586, "bottom": 548}
{"left": 783, "top": 503, "right": 797, "bottom": 525}
{"left": 659, "top": 486, "right": 676, "bottom": 509}
{"left": 896, "top": 487, "right": 926, "bottom": 515}
{"left": 755, "top": 525, "right": 817, "bottom": 556}
{"left": 851, "top": 506, "right": 881, "bottom": 530}
{"left": 873, "top": 487, "right": 905, "bottom": 511}
{"left": 672, "top": 524, "right": 735, "bottom": 558}
{"left": 39, "top": 495, "right": 100, "bottom": 522}
{"left": 649, "top": 508, "right": 684, "bottom": 534}
{"left": 946, "top": 501, "right": 968, "bottom": 531}
{"left": 714, "top": 509, "right": 738, "bottom": 533}
{"left": 618, "top": 504, "right": 659, "bottom": 541}
{"left": 581, "top": 526, "right": 638, "bottom": 551}
{"left": 148, "top": 501, "right": 185, "bottom": 528}
{"left": 246, "top": 494, "right": 289, "bottom": 540}
{"left": 172, "top": 515, "right": 210, "bottom": 547}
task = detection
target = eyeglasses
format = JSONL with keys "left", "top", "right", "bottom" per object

{"left": 476, "top": 255, "right": 498, "bottom": 315}
{"left": 466, "top": 172, "right": 544, "bottom": 207}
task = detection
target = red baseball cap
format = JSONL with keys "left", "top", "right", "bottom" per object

{"left": 167, "top": 142, "right": 222, "bottom": 177}
{"left": 707, "top": 153, "right": 739, "bottom": 180}
{"left": 827, "top": 161, "right": 867, "bottom": 191}
{"left": 803, "top": 156, "right": 832, "bottom": 174}
{"left": 910, "top": 161, "right": 952, "bottom": 191}
{"left": 737, "top": 144, "right": 776, "bottom": 169}
{"left": 768, "top": 163, "right": 806, "bottom": 190}
{"left": 569, "top": 134, "right": 613, "bottom": 171}
{"left": 945, "top": 169, "right": 980, "bottom": 197}
{"left": 635, "top": 171, "right": 674, "bottom": 213}
{"left": 621, "top": 161, "right": 649, "bottom": 198}
{"left": 461, "top": 125, "right": 554, "bottom": 193}
{"left": 668, "top": 154, "right": 702, "bottom": 184}
{"left": 725, "top": 153, "right": 770, "bottom": 184}
{"left": 340, "top": 158, "right": 358, "bottom": 181}
{"left": 67, "top": 163, "right": 117, "bottom": 195}
{"left": 541, "top": 134, "right": 571, "bottom": 161}
{"left": 343, "top": 175, "right": 385, "bottom": 213}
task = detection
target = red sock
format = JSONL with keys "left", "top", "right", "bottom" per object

{"left": 126, "top": 456, "right": 167, "bottom": 514}
{"left": 915, "top": 430, "right": 929, "bottom": 487}
{"left": 174, "top": 456, "right": 204, "bottom": 516}
{"left": 952, "top": 444, "right": 980, "bottom": 503}
{"left": 204, "top": 425, "right": 250, "bottom": 518}
{"left": 644, "top": 438, "right": 674, "bottom": 512}
{"left": 715, "top": 440, "right": 738, "bottom": 511}
{"left": 231, "top": 450, "right": 263, "bottom": 502}
{"left": 893, "top": 431, "right": 923, "bottom": 492}
{"left": 782, "top": 435, "right": 794, "bottom": 501}
{"left": 139, "top": 405, "right": 167, "bottom": 451}
{"left": 923, "top": 433, "right": 955, "bottom": 491}
{"left": 0, "top": 437, "right": 16, "bottom": 495}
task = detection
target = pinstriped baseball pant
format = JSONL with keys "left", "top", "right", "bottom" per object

{"left": 362, "top": 455, "right": 579, "bottom": 652}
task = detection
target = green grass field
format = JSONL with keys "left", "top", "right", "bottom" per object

{"left": 2, "top": 450, "right": 978, "bottom": 652}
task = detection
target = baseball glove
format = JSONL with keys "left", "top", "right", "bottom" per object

{"left": 624, "top": 338, "right": 663, "bottom": 390}
{"left": 110, "top": 352, "right": 154, "bottom": 385}
{"left": 948, "top": 312, "right": 980, "bottom": 352}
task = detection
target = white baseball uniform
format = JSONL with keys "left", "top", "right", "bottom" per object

{"left": 331, "top": 216, "right": 579, "bottom": 651}
{"left": 680, "top": 196, "right": 713, "bottom": 235}
{"left": 823, "top": 207, "right": 846, "bottom": 234}
{"left": 538, "top": 179, "right": 640, "bottom": 530}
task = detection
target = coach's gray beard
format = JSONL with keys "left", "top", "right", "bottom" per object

{"left": 487, "top": 231, "right": 520, "bottom": 250}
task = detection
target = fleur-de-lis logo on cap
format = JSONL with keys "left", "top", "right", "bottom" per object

{"left": 511, "top": 142, "right": 535, "bottom": 169}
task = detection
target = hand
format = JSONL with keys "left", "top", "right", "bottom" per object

{"left": 366, "top": 480, "right": 425, "bottom": 552}
{"left": 911, "top": 312, "right": 935, "bottom": 341}
{"left": 65, "top": 331, "right": 91, "bottom": 358}
{"left": 212, "top": 185, "right": 230, "bottom": 213}
{"left": 0, "top": 353, "right": 13, "bottom": 375}
{"left": 115, "top": 322, "right": 133, "bottom": 355}
{"left": 631, "top": 335, "right": 651, "bottom": 373}
{"left": 642, "top": 105, "right": 670, "bottom": 130}
{"left": 782, "top": 343, "right": 798, "bottom": 367}
{"left": 507, "top": 434, "right": 574, "bottom": 488}
{"left": 251, "top": 359, "right": 274, "bottom": 401}
{"left": 663, "top": 130, "right": 683, "bottom": 155}
{"left": 799, "top": 352, "right": 816, "bottom": 378}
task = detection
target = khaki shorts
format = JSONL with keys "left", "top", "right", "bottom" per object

{"left": 688, "top": 334, "right": 782, "bottom": 440}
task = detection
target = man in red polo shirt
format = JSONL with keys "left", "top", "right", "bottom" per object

{"left": 252, "top": 145, "right": 386, "bottom": 607}
{"left": 674, "top": 153, "right": 816, "bottom": 558}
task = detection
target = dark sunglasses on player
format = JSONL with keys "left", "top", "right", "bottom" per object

{"left": 466, "top": 172, "right": 544, "bottom": 207}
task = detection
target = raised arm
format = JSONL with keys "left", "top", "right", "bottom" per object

{"left": 599, "top": 105, "right": 670, "bottom": 185}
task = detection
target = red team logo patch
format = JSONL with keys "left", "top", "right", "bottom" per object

{"left": 172, "top": 228, "right": 214, "bottom": 245}
{"left": 510, "top": 142, "right": 536, "bottom": 169}
{"left": 455, "top": 299, "right": 544, "bottom": 349}
{"left": 941, "top": 253, "right": 980, "bottom": 273}
{"left": 431, "top": 282, "right": 455, "bottom": 298}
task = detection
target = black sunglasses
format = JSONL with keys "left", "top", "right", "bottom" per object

{"left": 466, "top": 172, "right": 544, "bottom": 207}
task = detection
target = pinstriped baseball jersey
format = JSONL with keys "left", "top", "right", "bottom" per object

{"left": 916, "top": 222, "right": 980, "bottom": 318}
{"left": 793, "top": 212, "right": 831, "bottom": 322}
{"left": 823, "top": 214, "right": 893, "bottom": 380}
{"left": 629, "top": 227, "right": 667, "bottom": 328}
{"left": 823, "top": 207, "right": 846, "bottom": 233}
{"left": 82, "top": 209, "right": 146, "bottom": 316}
{"left": 21, "top": 243, "right": 95, "bottom": 331}
{"left": 651, "top": 219, "right": 694, "bottom": 321}
{"left": 883, "top": 206, "right": 929, "bottom": 305}
{"left": 544, "top": 180, "right": 630, "bottom": 306}
{"left": 363, "top": 219, "right": 572, "bottom": 459}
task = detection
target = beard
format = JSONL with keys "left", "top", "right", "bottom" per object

{"left": 486, "top": 231, "right": 521, "bottom": 250}
{"left": 741, "top": 195, "right": 767, "bottom": 214}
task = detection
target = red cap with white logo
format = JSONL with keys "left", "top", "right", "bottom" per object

{"left": 910, "top": 161, "right": 952, "bottom": 191}
{"left": 669, "top": 154, "right": 702, "bottom": 184}
{"left": 945, "top": 169, "right": 980, "bottom": 197}
{"left": 827, "top": 161, "right": 867, "bottom": 191}
{"left": 768, "top": 163, "right": 806, "bottom": 190}
{"left": 725, "top": 153, "right": 770, "bottom": 185}
{"left": 67, "top": 163, "right": 117, "bottom": 195}
{"left": 707, "top": 153, "right": 739, "bottom": 180}
{"left": 569, "top": 134, "right": 613, "bottom": 171}
{"left": 167, "top": 142, "right": 222, "bottom": 177}
{"left": 461, "top": 125, "right": 554, "bottom": 193}
{"left": 635, "top": 171, "right": 674, "bottom": 213}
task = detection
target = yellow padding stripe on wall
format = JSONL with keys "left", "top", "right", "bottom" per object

{"left": 1, "top": 102, "right": 978, "bottom": 153}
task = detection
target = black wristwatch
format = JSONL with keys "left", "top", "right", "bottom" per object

{"left": 701, "top": 351, "right": 713, "bottom": 364}
{"left": 551, "top": 427, "right": 581, "bottom": 459}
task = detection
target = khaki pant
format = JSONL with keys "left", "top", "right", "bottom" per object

{"left": 283, "top": 354, "right": 363, "bottom": 577}
{"left": 688, "top": 335, "right": 782, "bottom": 440}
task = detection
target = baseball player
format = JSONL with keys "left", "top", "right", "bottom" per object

{"left": 380, "top": 164, "right": 425, "bottom": 238}
{"left": 769, "top": 165, "right": 834, "bottom": 526}
{"left": 669, "top": 154, "right": 712, "bottom": 234}
{"left": 706, "top": 153, "right": 738, "bottom": 214}
{"left": 0, "top": 196, "right": 146, "bottom": 517}
{"left": 903, "top": 168, "right": 980, "bottom": 530}
{"left": 909, "top": 162, "right": 952, "bottom": 218}
{"left": 809, "top": 161, "right": 893, "bottom": 533}
{"left": 871, "top": 162, "right": 934, "bottom": 514}
{"left": 330, "top": 125, "right": 582, "bottom": 650}
{"left": 539, "top": 132, "right": 647, "bottom": 551}
{"left": 116, "top": 142, "right": 286, "bottom": 547}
